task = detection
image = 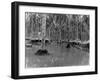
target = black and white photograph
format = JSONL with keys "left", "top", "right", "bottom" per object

{"left": 11, "top": 1, "right": 97, "bottom": 79}
{"left": 25, "top": 12, "right": 90, "bottom": 68}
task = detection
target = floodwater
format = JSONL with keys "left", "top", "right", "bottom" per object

{"left": 25, "top": 43, "right": 89, "bottom": 68}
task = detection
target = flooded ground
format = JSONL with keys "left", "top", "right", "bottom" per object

{"left": 25, "top": 43, "right": 89, "bottom": 68}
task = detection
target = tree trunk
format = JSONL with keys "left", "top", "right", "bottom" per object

{"left": 41, "top": 14, "right": 46, "bottom": 49}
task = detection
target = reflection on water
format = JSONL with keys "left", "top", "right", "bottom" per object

{"left": 25, "top": 43, "right": 89, "bottom": 68}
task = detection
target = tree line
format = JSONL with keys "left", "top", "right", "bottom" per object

{"left": 25, "top": 12, "right": 89, "bottom": 43}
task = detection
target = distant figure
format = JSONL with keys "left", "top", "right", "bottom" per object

{"left": 66, "top": 43, "right": 71, "bottom": 48}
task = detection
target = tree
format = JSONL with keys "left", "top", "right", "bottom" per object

{"left": 41, "top": 14, "right": 46, "bottom": 49}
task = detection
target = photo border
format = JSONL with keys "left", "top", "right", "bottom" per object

{"left": 11, "top": 1, "right": 98, "bottom": 79}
